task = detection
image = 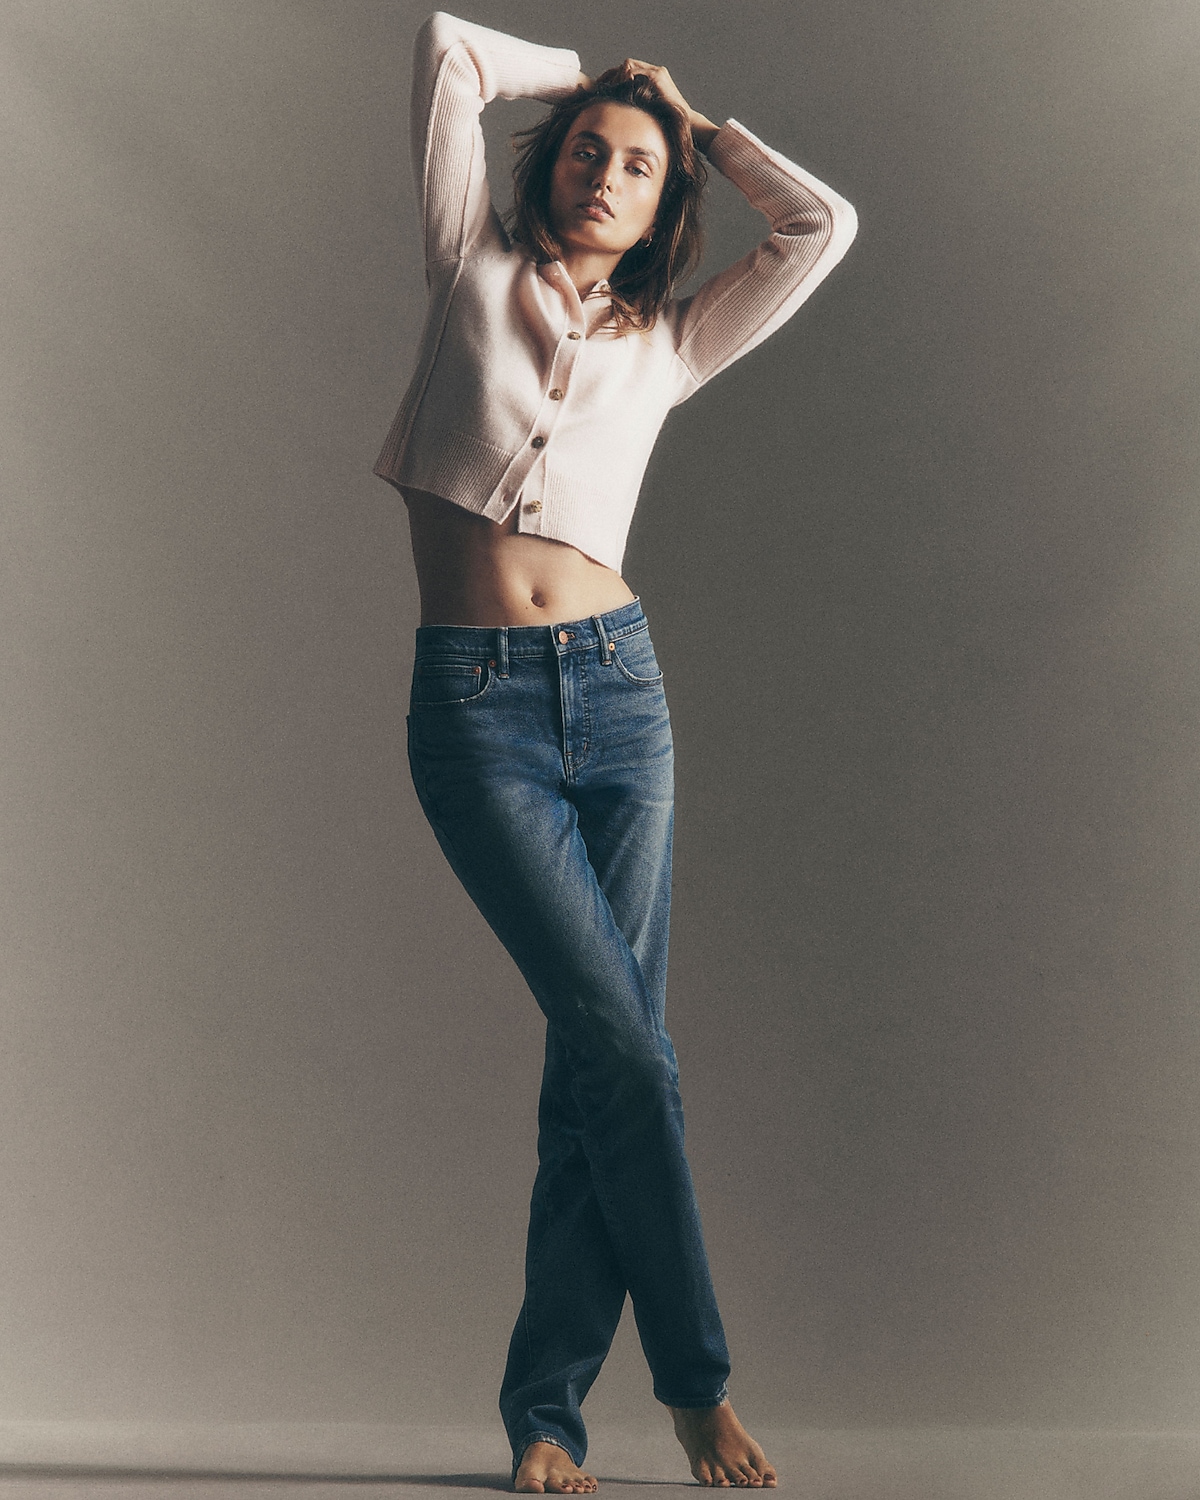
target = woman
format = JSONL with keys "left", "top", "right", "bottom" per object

{"left": 375, "top": 12, "right": 857, "bottom": 1492}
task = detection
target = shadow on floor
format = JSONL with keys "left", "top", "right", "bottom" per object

{"left": 0, "top": 1469, "right": 512, "bottom": 1491}
{"left": 0, "top": 1471, "right": 698, "bottom": 1494}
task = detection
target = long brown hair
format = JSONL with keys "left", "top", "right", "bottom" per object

{"left": 504, "top": 68, "right": 707, "bottom": 334}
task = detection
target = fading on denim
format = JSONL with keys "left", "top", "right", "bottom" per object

{"left": 406, "top": 599, "right": 730, "bottom": 1470}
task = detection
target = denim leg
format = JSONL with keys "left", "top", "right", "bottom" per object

{"left": 499, "top": 1023, "right": 628, "bottom": 1472}
{"left": 407, "top": 614, "right": 729, "bottom": 1469}
{"left": 497, "top": 753, "right": 694, "bottom": 1465}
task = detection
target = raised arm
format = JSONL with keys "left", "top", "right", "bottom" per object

{"left": 410, "top": 12, "right": 583, "bottom": 266}
{"left": 667, "top": 120, "right": 858, "bottom": 396}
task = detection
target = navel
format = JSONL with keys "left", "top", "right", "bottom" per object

{"left": 530, "top": 591, "right": 547, "bottom": 609}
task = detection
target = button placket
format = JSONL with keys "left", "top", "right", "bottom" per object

{"left": 490, "top": 266, "right": 584, "bottom": 525}
{"left": 513, "top": 268, "right": 584, "bottom": 516}
{"left": 529, "top": 334, "right": 576, "bottom": 451}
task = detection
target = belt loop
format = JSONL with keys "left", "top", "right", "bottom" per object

{"left": 592, "top": 612, "right": 613, "bottom": 665}
{"left": 496, "top": 627, "right": 509, "bottom": 678}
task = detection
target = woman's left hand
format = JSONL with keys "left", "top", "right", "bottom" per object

{"left": 617, "top": 58, "right": 720, "bottom": 150}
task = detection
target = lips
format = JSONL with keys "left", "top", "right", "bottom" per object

{"left": 578, "top": 199, "right": 613, "bottom": 219}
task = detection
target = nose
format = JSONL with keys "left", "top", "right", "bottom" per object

{"left": 588, "top": 156, "right": 617, "bottom": 194}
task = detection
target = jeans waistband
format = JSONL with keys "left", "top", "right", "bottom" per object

{"left": 414, "top": 597, "right": 648, "bottom": 663}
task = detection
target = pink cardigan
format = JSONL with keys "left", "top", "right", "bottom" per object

{"left": 374, "top": 12, "right": 858, "bottom": 572}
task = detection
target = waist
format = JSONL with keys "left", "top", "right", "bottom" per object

{"left": 414, "top": 598, "right": 650, "bottom": 662}
{"left": 404, "top": 486, "right": 637, "bottom": 626}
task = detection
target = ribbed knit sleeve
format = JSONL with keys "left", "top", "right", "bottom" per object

{"left": 668, "top": 119, "right": 857, "bottom": 396}
{"left": 411, "top": 12, "right": 582, "bottom": 266}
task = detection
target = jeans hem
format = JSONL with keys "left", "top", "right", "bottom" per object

{"left": 653, "top": 1381, "right": 729, "bottom": 1409}
{"left": 510, "top": 1434, "right": 583, "bottom": 1484}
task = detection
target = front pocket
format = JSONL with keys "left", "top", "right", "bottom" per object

{"left": 610, "top": 630, "right": 664, "bottom": 687}
{"left": 411, "top": 659, "right": 492, "bottom": 707}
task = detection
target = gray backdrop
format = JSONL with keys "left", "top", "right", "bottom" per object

{"left": 3, "top": 0, "right": 1199, "bottom": 1436}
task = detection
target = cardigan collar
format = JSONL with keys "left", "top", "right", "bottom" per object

{"left": 536, "top": 259, "right": 615, "bottom": 335}
{"left": 537, "top": 259, "right": 610, "bottom": 296}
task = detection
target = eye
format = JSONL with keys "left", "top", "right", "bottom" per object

{"left": 627, "top": 163, "right": 649, "bottom": 177}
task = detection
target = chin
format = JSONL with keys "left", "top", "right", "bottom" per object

{"left": 573, "top": 227, "right": 636, "bottom": 253}
{"left": 553, "top": 217, "right": 626, "bottom": 254}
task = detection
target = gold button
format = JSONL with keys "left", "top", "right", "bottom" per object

{"left": 558, "top": 630, "right": 570, "bottom": 644}
{"left": 524, "top": 500, "right": 542, "bottom": 513}
{"left": 549, "top": 388, "right": 564, "bottom": 401}
{"left": 531, "top": 435, "right": 545, "bottom": 449}
{"left": 567, "top": 331, "right": 581, "bottom": 340}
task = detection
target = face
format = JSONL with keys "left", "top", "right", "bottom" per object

{"left": 548, "top": 101, "right": 670, "bottom": 262}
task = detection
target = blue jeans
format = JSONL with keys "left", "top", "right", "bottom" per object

{"left": 406, "top": 599, "right": 730, "bottom": 1472}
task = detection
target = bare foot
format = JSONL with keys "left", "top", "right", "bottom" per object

{"left": 514, "top": 1440, "right": 598, "bottom": 1494}
{"left": 669, "top": 1401, "right": 777, "bottom": 1488}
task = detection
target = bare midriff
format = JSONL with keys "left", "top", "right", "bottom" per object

{"left": 403, "top": 487, "right": 637, "bottom": 627}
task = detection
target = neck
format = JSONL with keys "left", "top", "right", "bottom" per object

{"left": 559, "top": 249, "right": 622, "bottom": 297}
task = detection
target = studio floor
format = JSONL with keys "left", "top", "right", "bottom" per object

{"left": 2, "top": 1427, "right": 1200, "bottom": 1500}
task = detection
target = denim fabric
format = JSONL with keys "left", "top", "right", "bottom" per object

{"left": 406, "top": 599, "right": 730, "bottom": 1470}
